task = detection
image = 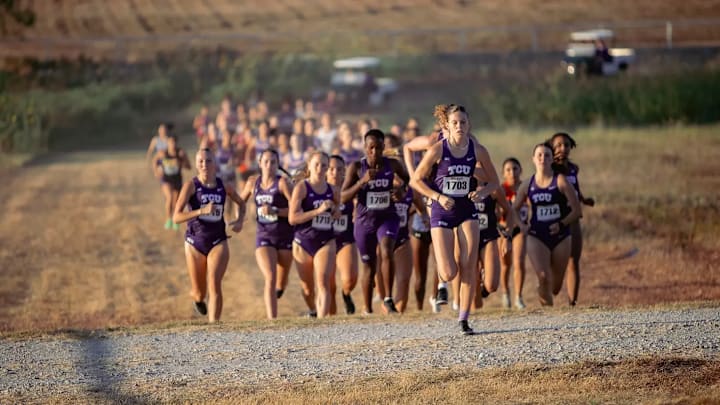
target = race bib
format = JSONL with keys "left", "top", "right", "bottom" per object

{"left": 219, "top": 162, "right": 234, "bottom": 175}
{"left": 442, "top": 176, "right": 470, "bottom": 196}
{"left": 333, "top": 215, "right": 348, "bottom": 233}
{"left": 536, "top": 204, "right": 561, "bottom": 222}
{"left": 366, "top": 191, "right": 390, "bottom": 210}
{"left": 312, "top": 213, "right": 333, "bottom": 230}
{"left": 396, "top": 204, "right": 409, "bottom": 227}
{"left": 478, "top": 213, "right": 489, "bottom": 230}
{"left": 162, "top": 160, "right": 179, "bottom": 175}
{"left": 199, "top": 203, "right": 224, "bottom": 222}
{"left": 257, "top": 207, "right": 278, "bottom": 224}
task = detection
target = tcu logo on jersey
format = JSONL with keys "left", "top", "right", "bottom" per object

{"left": 256, "top": 195, "right": 273, "bottom": 205}
{"left": 476, "top": 202, "right": 485, "bottom": 212}
{"left": 567, "top": 175, "right": 577, "bottom": 184}
{"left": 531, "top": 193, "right": 552, "bottom": 203}
{"left": 367, "top": 178, "right": 390, "bottom": 189}
{"left": 201, "top": 194, "right": 223, "bottom": 204}
{"left": 447, "top": 165, "right": 472, "bottom": 176}
{"left": 312, "top": 200, "right": 326, "bottom": 209}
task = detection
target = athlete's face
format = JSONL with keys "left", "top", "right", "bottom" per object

{"left": 364, "top": 136, "right": 384, "bottom": 165}
{"left": 327, "top": 158, "right": 345, "bottom": 186}
{"left": 446, "top": 111, "right": 469, "bottom": 139}
{"left": 552, "top": 136, "right": 572, "bottom": 160}
{"left": 533, "top": 145, "right": 553, "bottom": 171}
{"left": 290, "top": 134, "right": 303, "bottom": 151}
{"left": 503, "top": 161, "right": 521, "bottom": 183}
{"left": 309, "top": 154, "right": 329, "bottom": 180}
{"left": 196, "top": 150, "right": 216, "bottom": 176}
{"left": 260, "top": 151, "right": 278, "bottom": 176}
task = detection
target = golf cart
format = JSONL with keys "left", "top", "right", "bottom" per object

{"left": 562, "top": 29, "right": 635, "bottom": 76}
{"left": 330, "top": 57, "right": 398, "bottom": 108}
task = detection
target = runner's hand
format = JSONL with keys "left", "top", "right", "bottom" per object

{"left": 200, "top": 202, "right": 214, "bottom": 216}
{"left": 438, "top": 194, "right": 454, "bottom": 210}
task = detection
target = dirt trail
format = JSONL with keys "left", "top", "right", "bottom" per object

{"left": 0, "top": 151, "right": 718, "bottom": 334}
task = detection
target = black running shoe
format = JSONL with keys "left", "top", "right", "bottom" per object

{"left": 276, "top": 289, "right": 284, "bottom": 299}
{"left": 306, "top": 310, "right": 318, "bottom": 318}
{"left": 436, "top": 287, "right": 449, "bottom": 305}
{"left": 459, "top": 320, "right": 474, "bottom": 335}
{"left": 342, "top": 293, "right": 356, "bottom": 315}
{"left": 193, "top": 301, "right": 207, "bottom": 316}
{"left": 383, "top": 298, "right": 399, "bottom": 314}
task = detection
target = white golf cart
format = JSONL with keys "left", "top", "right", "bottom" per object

{"left": 563, "top": 29, "right": 635, "bottom": 76}
{"left": 330, "top": 57, "right": 398, "bottom": 107}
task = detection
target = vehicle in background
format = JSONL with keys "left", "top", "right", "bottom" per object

{"left": 330, "top": 57, "right": 398, "bottom": 108}
{"left": 563, "top": 29, "right": 635, "bottom": 76}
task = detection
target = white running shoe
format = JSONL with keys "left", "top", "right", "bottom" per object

{"left": 429, "top": 297, "right": 441, "bottom": 314}
{"left": 452, "top": 301, "right": 459, "bottom": 312}
{"left": 501, "top": 293, "right": 511, "bottom": 309}
{"left": 515, "top": 297, "right": 526, "bottom": 310}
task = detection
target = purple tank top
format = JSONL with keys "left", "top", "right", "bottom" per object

{"left": 394, "top": 188, "right": 414, "bottom": 232}
{"left": 528, "top": 174, "right": 568, "bottom": 229}
{"left": 187, "top": 177, "right": 226, "bottom": 237}
{"left": 339, "top": 148, "right": 362, "bottom": 165}
{"left": 333, "top": 199, "right": 354, "bottom": 236}
{"left": 254, "top": 176, "right": 292, "bottom": 237}
{"left": 433, "top": 138, "right": 476, "bottom": 198}
{"left": 286, "top": 151, "right": 306, "bottom": 174}
{"left": 356, "top": 157, "right": 397, "bottom": 222}
{"left": 565, "top": 162, "right": 581, "bottom": 196}
{"left": 215, "top": 147, "right": 235, "bottom": 177}
{"left": 294, "top": 180, "right": 335, "bottom": 241}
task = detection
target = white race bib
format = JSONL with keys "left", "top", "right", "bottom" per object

{"left": 366, "top": 191, "right": 390, "bottom": 210}
{"left": 478, "top": 213, "right": 489, "bottom": 230}
{"left": 442, "top": 176, "right": 470, "bottom": 196}
{"left": 333, "top": 215, "right": 348, "bottom": 233}
{"left": 536, "top": 204, "right": 561, "bottom": 222}
{"left": 199, "top": 203, "right": 224, "bottom": 222}
{"left": 257, "top": 207, "right": 278, "bottom": 224}
{"left": 312, "top": 213, "right": 333, "bottom": 230}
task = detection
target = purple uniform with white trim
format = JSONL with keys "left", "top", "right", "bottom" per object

{"left": 475, "top": 192, "right": 499, "bottom": 251}
{"left": 294, "top": 180, "right": 335, "bottom": 256}
{"left": 394, "top": 188, "right": 414, "bottom": 249}
{"left": 254, "top": 176, "right": 293, "bottom": 250}
{"left": 430, "top": 138, "right": 480, "bottom": 228}
{"left": 527, "top": 174, "right": 570, "bottom": 250}
{"left": 286, "top": 151, "right": 306, "bottom": 176}
{"left": 334, "top": 201, "right": 355, "bottom": 251}
{"left": 354, "top": 157, "right": 400, "bottom": 263}
{"left": 215, "top": 146, "right": 236, "bottom": 184}
{"left": 565, "top": 162, "right": 581, "bottom": 197}
{"left": 185, "top": 177, "right": 227, "bottom": 256}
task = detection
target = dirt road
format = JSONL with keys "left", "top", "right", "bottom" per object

{"left": 0, "top": 150, "right": 719, "bottom": 333}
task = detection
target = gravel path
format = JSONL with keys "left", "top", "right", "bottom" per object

{"left": 2, "top": 307, "right": 719, "bottom": 401}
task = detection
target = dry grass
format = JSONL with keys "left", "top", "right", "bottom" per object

{"left": 4, "top": 0, "right": 720, "bottom": 59}
{"left": 17, "top": 356, "right": 720, "bottom": 404}
{"left": 0, "top": 126, "right": 718, "bottom": 336}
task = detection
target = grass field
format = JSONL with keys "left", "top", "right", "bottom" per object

{"left": 4, "top": 0, "right": 720, "bottom": 59}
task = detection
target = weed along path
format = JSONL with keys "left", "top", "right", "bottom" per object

{"left": 1, "top": 306, "right": 719, "bottom": 402}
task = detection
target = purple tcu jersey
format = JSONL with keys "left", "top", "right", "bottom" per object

{"left": 215, "top": 147, "right": 235, "bottom": 179}
{"left": 286, "top": 151, "right": 306, "bottom": 175}
{"left": 294, "top": 180, "right": 335, "bottom": 243}
{"left": 356, "top": 157, "right": 398, "bottom": 223}
{"left": 254, "top": 176, "right": 292, "bottom": 237}
{"left": 475, "top": 192, "right": 497, "bottom": 233}
{"left": 565, "top": 161, "right": 581, "bottom": 197}
{"left": 430, "top": 138, "right": 479, "bottom": 228}
{"left": 186, "top": 177, "right": 227, "bottom": 238}
{"left": 528, "top": 174, "right": 569, "bottom": 235}
{"left": 394, "top": 187, "right": 414, "bottom": 243}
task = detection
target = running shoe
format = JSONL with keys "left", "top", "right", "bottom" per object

{"left": 382, "top": 298, "right": 399, "bottom": 314}
{"left": 436, "top": 286, "right": 449, "bottom": 305}
{"left": 459, "top": 320, "right": 475, "bottom": 335}
{"left": 193, "top": 301, "right": 207, "bottom": 316}
{"left": 480, "top": 284, "right": 490, "bottom": 298}
{"left": 164, "top": 219, "right": 172, "bottom": 230}
{"left": 429, "top": 297, "right": 441, "bottom": 314}
{"left": 569, "top": 299, "right": 577, "bottom": 307}
{"left": 172, "top": 222, "right": 180, "bottom": 231}
{"left": 515, "top": 297, "right": 526, "bottom": 310}
{"left": 452, "top": 301, "right": 459, "bottom": 312}
{"left": 276, "top": 289, "right": 284, "bottom": 299}
{"left": 306, "top": 310, "right": 318, "bottom": 318}
{"left": 342, "top": 293, "right": 356, "bottom": 315}
{"left": 501, "top": 293, "right": 511, "bottom": 309}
